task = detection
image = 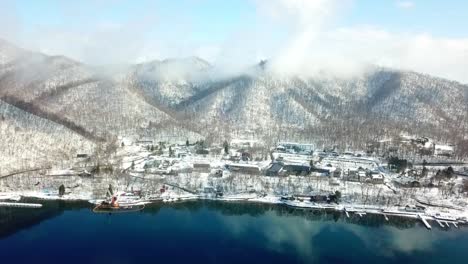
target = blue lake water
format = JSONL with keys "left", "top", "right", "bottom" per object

{"left": 0, "top": 201, "right": 467, "bottom": 264}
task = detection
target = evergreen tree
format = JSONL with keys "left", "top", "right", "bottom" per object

{"left": 388, "top": 156, "right": 409, "bottom": 173}
{"left": 198, "top": 140, "right": 205, "bottom": 149}
{"left": 58, "top": 184, "right": 65, "bottom": 196}
{"left": 421, "top": 166, "right": 428, "bottom": 178}
{"left": 462, "top": 179, "right": 468, "bottom": 193}
{"left": 447, "top": 166, "right": 454, "bottom": 178}
{"left": 169, "top": 146, "right": 174, "bottom": 157}
{"left": 223, "top": 140, "right": 229, "bottom": 155}
{"left": 335, "top": 190, "right": 342, "bottom": 201}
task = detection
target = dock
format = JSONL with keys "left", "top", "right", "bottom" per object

{"left": 344, "top": 208, "right": 350, "bottom": 218}
{"left": 444, "top": 221, "right": 450, "bottom": 228}
{"left": 418, "top": 214, "right": 432, "bottom": 230}
{"left": 0, "top": 202, "right": 42, "bottom": 208}
{"left": 453, "top": 222, "right": 459, "bottom": 228}
{"left": 436, "top": 220, "right": 445, "bottom": 228}
{"left": 383, "top": 214, "right": 389, "bottom": 221}
{"left": 356, "top": 212, "right": 366, "bottom": 217}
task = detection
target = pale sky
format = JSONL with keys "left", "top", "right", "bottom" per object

{"left": 1, "top": 0, "right": 468, "bottom": 82}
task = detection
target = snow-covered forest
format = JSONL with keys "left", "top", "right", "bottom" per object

{"left": 1, "top": 38, "right": 468, "bottom": 175}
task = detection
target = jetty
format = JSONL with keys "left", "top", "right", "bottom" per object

{"left": 0, "top": 202, "right": 42, "bottom": 208}
{"left": 436, "top": 219, "right": 445, "bottom": 228}
{"left": 418, "top": 214, "right": 432, "bottom": 230}
{"left": 383, "top": 214, "right": 389, "bottom": 221}
{"left": 357, "top": 212, "right": 366, "bottom": 217}
{"left": 344, "top": 208, "right": 350, "bottom": 218}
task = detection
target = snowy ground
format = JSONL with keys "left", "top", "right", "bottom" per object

{"left": 1, "top": 141, "right": 468, "bottom": 225}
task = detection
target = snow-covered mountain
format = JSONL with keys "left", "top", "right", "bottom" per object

{"left": 1, "top": 39, "right": 467, "bottom": 173}
{"left": 130, "top": 60, "right": 468, "bottom": 146}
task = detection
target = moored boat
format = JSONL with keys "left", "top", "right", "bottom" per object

{"left": 93, "top": 203, "right": 145, "bottom": 213}
{"left": 92, "top": 191, "right": 146, "bottom": 213}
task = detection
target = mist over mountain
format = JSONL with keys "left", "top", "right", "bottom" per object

{"left": 1, "top": 39, "right": 467, "bottom": 174}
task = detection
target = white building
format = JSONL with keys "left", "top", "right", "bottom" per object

{"left": 230, "top": 139, "right": 262, "bottom": 149}
{"left": 434, "top": 144, "right": 454, "bottom": 156}
{"left": 277, "top": 142, "right": 314, "bottom": 154}
{"left": 321, "top": 156, "right": 379, "bottom": 171}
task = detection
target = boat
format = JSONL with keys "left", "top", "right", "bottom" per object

{"left": 93, "top": 202, "right": 145, "bottom": 213}
{"left": 220, "top": 193, "right": 257, "bottom": 201}
{"left": 282, "top": 199, "right": 318, "bottom": 209}
{"left": 113, "top": 191, "right": 142, "bottom": 203}
{"left": 89, "top": 191, "right": 144, "bottom": 205}
{"left": 401, "top": 205, "right": 426, "bottom": 213}
{"left": 92, "top": 192, "right": 146, "bottom": 213}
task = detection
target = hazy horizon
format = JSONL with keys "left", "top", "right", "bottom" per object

{"left": 1, "top": 0, "right": 468, "bottom": 82}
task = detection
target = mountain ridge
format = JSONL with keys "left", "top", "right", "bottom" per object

{"left": 1, "top": 40, "right": 468, "bottom": 173}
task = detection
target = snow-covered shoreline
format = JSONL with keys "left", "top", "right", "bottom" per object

{"left": 2, "top": 139, "right": 468, "bottom": 230}
{"left": 2, "top": 190, "right": 467, "bottom": 229}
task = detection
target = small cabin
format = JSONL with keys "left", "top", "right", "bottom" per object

{"left": 227, "top": 163, "right": 261, "bottom": 175}
{"left": 371, "top": 172, "right": 384, "bottom": 184}
{"left": 434, "top": 144, "right": 454, "bottom": 157}
{"left": 193, "top": 163, "right": 211, "bottom": 172}
{"left": 196, "top": 149, "right": 209, "bottom": 155}
{"left": 393, "top": 177, "right": 421, "bottom": 188}
{"left": 280, "top": 164, "right": 310, "bottom": 176}
{"left": 346, "top": 169, "right": 359, "bottom": 182}
{"left": 266, "top": 162, "right": 311, "bottom": 176}
{"left": 136, "top": 140, "right": 153, "bottom": 146}
{"left": 266, "top": 162, "right": 283, "bottom": 176}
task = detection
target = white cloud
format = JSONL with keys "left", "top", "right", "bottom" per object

{"left": 254, "top": 0, "right": 468, "bottom": 83}
{"left": 255, "top": 0, "right": 352, "bottom": 77}
{"left": 217, "top": 209, "right": 468, "bottom": 260}
{"left": 321, "top": 26, "right": 468, "bottom": 82}
{"left": 0, "top": 0, "right": 19, "bottom": 42}
{"left": 396, "top": 1, "right": 415, "bottom": 9}
{"left": 2, "top": 0, "right": 468, "bottom": 83}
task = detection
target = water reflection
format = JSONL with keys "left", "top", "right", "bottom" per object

{"left": 205, "top": 203, "right": 468, "bottom": 262}
{"left": 0, "top": 200, "right": 467, "bottom": 263}
{"left": 0, "top": 200, "right": 88, "bottom": 239}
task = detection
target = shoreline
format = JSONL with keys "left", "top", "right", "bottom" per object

{"left": 2, "top": 191, "right": 467, "bottom": 229}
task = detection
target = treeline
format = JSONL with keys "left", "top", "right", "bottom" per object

{"left": 1, "top": 95, "right": 105, "bottom": 142}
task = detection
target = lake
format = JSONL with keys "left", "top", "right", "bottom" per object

{"left": 0, "top": 201, "right": 467, "bottom": 264}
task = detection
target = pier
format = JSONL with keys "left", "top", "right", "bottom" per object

{"left": 383, "top": 214, "right": 389, "bottom": 221}
{"left": 356, "top": 212, "right": 366, "bottom": 217}
{"left": 344, "top": 208, "right": 350, "bottom": 218}
{"left": 436, "top": 220, "right": 445, "bottom": 228}
{"left": 0, "top": 202, "right": 42, "bottom": 208}
{"left": 418, "top": 214, "right": 432, "bottom": 230}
